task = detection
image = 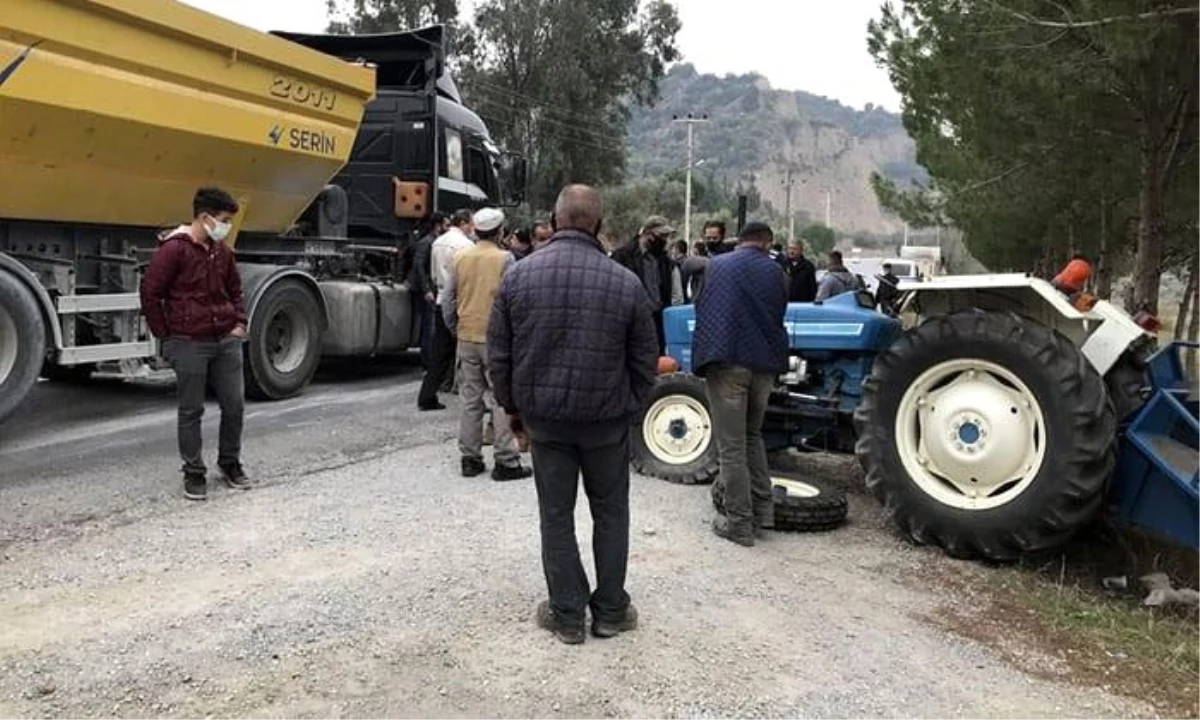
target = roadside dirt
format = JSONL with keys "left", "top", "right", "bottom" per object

{"left": 0, "top": 439, "right": 1158, "bottom": 718}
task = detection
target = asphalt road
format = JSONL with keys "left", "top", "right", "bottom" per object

{"left": 0, "top": 358, "right": 428, "bottom": 548}
{"left": 0, "top": 361, "right": 1157, "bottom": 718}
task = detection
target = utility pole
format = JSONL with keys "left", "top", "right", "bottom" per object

{"left": 783, "top": 167, "right": 796, "bottom": 241}
{"left": 673, "top": 113, "right": 709, "bottom": 243}
{"left": 824, "top": 189, "right": 831, "bottom": 228}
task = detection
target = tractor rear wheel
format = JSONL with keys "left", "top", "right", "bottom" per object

{"left": 631, "top": 373, "right": 719, "bottom": 484}
{"left": 854, "top": 310, "right": 1115, "bottom": 561}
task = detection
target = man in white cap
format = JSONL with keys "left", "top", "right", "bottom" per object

{"left": 442, "top": 207, "right": 533, "bottom": 481}
{"left": 418, "top": 208, "right": 475, "bottom": 411}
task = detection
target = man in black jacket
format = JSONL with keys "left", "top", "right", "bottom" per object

{"left": 408, "top": 212, "right": 447, "bottom": 370}
{"left": 779, "top": 239, "right": 817, "bottom": 302}
{"left": 489, "top": 184, "right": 659, "bottom": 645}
{"left": 610, "top": 215, "right": 683, "bottom": 354}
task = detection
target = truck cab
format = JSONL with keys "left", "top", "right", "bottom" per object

{"left": 273, "top": 26, "right": 526, "bottom": 242}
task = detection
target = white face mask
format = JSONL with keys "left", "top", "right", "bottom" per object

{"left": 206, "top": 217, "right": 232, "bottom": 242}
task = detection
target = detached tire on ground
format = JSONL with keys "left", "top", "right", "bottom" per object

{"left": 0, "top": 271, "right": 45, "bottom": 423}
{"left": 712, "top": 473, "right": 849, "bottom": 532}
{"left": 245, "top": 279, "right": 323, "bottom": 401}
{"left": 631, "top": 373, "right": 719, "bottom": 485}
{"left": 854, "top": 310, "right": 1116, "bottom": 562}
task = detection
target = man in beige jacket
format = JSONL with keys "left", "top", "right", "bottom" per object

{"left": 443, "top": 208, "right": 533, "bottom": 481}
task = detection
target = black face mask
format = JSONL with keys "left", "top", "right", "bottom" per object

{"left": 648, "top": 236, "right": 668, "bottom": 254}
{"left": 706, "top": 239, "right": 729, "bottom": 255}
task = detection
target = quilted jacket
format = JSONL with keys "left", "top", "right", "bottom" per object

{"left": 487, "top": 229, "right": 659, "bottom": 424}
{"left": 691, "top": 245, "right": 789, "bottom": 376}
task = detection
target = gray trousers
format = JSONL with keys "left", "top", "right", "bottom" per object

{"left": 165, "top": 337, "right": 245, "bottom": 475}
{"left": 706, "top": 363, "right": 774, "bottom": 532}
{"left": 457, "top": 340, "right": 519, "bottom": 467}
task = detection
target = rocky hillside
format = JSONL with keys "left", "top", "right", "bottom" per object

{"left": 627, "top": 64, "right": 923, "bottom": 235}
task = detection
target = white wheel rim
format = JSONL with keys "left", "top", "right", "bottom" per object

{"left": 772, "top": 476, "right": 820, "bottom": 498}
{"left": 643, "top": 395, "right": 712, "bottom": 465}
{"left": 0, "top": 303, "right": 17, "bottom": 384}
{"left": 895, "top": 358, "right": 1046, "bottom": 511}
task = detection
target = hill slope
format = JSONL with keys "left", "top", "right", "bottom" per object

{"left": 627, "top": 64, "right": 923, "bottom": 235}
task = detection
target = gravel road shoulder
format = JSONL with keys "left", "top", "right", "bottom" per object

{"left": 0, "top": 432, "right": 1156, "bottom": 718}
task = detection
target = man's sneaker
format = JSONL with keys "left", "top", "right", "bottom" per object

{"left": 492, "top": 464, "right": 533, "bottom": 482}
{"left": 462, "top": 457, "right": 486, "bottom": 478}
{"left": 183, "top": 473, "right": 207, "bottom": 501}
{"left": 712, "top": 517, "right": 754, "bottom": 547}
{"left": 418, "top": 401, "right": 446, "bottom": 412}
{"left": 536, "top": 601, "right": 585, "bottom": 645}
{"left": 220, "top": 462, "right": 252, "bottom": 490}
{"left": 591, "top": 604, "right": 638, "bottom": 639}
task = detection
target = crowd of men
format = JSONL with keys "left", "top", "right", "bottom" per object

{"left": 141, "top": 182, "right": 896, "bottom": 647}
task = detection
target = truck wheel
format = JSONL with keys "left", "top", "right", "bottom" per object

{"left": 632, "top": 373, "right": 719, "bottom": 484}
{"left": 712, "top": 474, "right": 848, "bottom": 532}
{"left": 0, "top": 272, "right": 46, "bottom": 423}
{"left": 245, "top": 280, "right": 322, "bottom": 400}
{"left": 855, "top": 310, "right": 1115, "bottom": 561}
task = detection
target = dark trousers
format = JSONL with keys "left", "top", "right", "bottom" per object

{"left": 414, "top": 295, "right": 433, "bottom": 371}
{"left": 417, "top": 309, "right": 455, "bottom": 407}
{"left": 165, "top": 336, "right": 245, "bottom": 475}
{"left": 705, "top": 363, "right": 774, "bottom": 532}
{"left": 526, "top": 417, "right": 632, "bottom": 626}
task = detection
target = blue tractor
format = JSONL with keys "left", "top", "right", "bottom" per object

{"left": 631, "top": 275, "right": 1199, "bottom": 562}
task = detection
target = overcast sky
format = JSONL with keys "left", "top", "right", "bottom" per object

{"left": 181, "top": 0, "right": 901, "bottom": 112}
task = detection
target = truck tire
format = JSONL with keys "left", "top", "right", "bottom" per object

{"left": 0, "top": 272, "right": 46, "bottom": 424}
{"left": 631, "top": 373, "right": 719, "bottom": 484}
{"left": 854, "top": 310, "right": 1115, "bottom": 561}
{"left": 712, "top": 473, "right": 849, "bottom": 532}
{"left": 245, "top": 279, "right": 322, "bottom": 401}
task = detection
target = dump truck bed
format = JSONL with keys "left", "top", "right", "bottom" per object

{"left": 0, "top": 0, "right": 376, "bottom": 233}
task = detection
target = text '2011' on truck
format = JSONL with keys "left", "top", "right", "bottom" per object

{"left": 0, "top": 0, "right": 526, "bottom": 424}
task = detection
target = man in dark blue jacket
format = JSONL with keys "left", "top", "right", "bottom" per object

{"left": 691, "top": 221, "right": 789, "bottom": 546}
{"left": 489, "top": 184, "right": 659, "bottom": 644}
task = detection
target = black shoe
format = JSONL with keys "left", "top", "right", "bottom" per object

{"left": 418, "top": 401, "right": 446, "bottom": 411}
{"left": 591, "top": 604, "right": 638, "bottom": 639}
{"left": 755, "top": 515, "right": 775, "bottom": 539}
{"left": 183, "top": 473, "right": 207, "bottom": 501}
{"left": 491, "top": 464, "right": 533, "bottom": 482}
{"left": 536, "top": 601, "right": 585, "bottom": 645}
{"left": 712, "top": 517, "right": 754, "bottom": 547}
{"left": 220, "top": 462, "right": 252, "bottom": 490}
{"left": 461, "top": 457, "right": 486, "bottom": 477}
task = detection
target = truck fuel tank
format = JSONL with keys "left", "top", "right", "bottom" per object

{"left": 320, "top": 280, "right": 413, "bottom": 357}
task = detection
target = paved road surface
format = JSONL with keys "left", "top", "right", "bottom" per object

{"left": 0, "top": 363, "right": 1154, "bottom": 718}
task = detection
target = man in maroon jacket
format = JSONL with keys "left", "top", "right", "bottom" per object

{"left": 140, "top": 187, "right": 250, "bottom": 500}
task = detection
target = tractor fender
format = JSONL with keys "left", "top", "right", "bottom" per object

{"left": 900, "top": 273, "right": 1150, "bottom": 376}
{"left": 0, "top": 252, "right": 63, "bottom": 351}
{"left": 237, "top": 263, "right": 329, "bottom": 333}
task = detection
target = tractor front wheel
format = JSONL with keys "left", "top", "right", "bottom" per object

{"left": 854, "top": 310, "right": 1116, "bottom": 561}
{"left": 632, "top": 373, "right": 719, "bottom": 485}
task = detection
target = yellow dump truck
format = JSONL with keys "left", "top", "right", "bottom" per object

{"left": 0, "top": 0, "right": 526, "bottom": 422}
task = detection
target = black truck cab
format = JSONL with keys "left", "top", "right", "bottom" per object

{"left": 272, "top": 25, "right": 526, "bottom": 242}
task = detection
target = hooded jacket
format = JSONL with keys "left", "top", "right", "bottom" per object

{"left": 815, "top": 266, "right": 863, "bottom": 302}
{"left": 140, "top": 226, "right": 246, "bottom": 340}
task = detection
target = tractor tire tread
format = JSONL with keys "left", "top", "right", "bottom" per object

{"left": 854, "top": 309, "right": 1115, "bottom": 562}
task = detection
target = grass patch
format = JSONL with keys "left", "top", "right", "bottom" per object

{"left": 926, "top": 530, "right": 1199, "bottom": 718}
